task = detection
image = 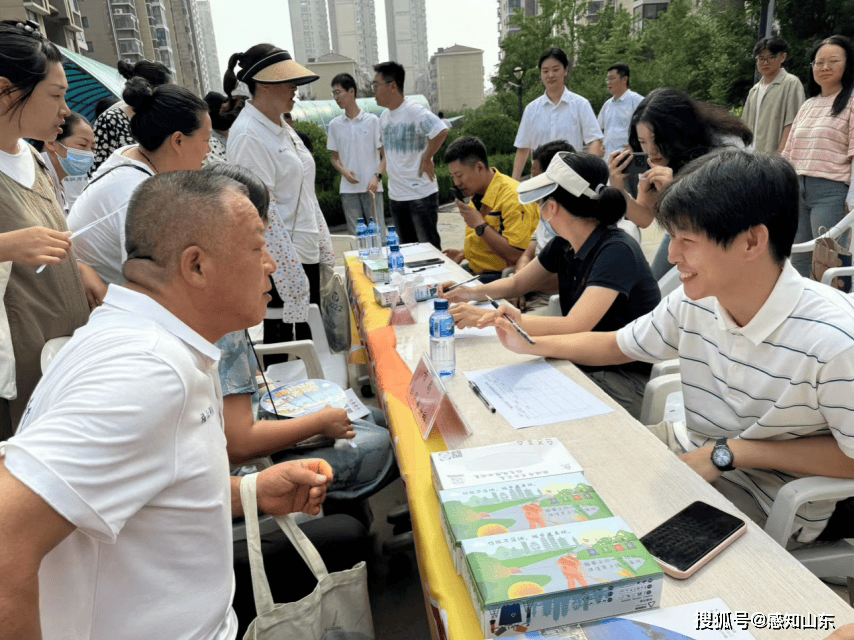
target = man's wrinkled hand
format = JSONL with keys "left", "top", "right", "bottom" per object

{"left": 256, "top": 459, "right": 333, "bottom": 517}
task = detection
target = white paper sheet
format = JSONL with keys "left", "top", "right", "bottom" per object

{"left": 344, "top": 388, "right": 372, "bottom": 421}
{"left": 464, "top": 359, "right": 613, "bottom": 428}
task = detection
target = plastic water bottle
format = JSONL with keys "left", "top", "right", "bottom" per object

{"left": 387, "top": 240, "right": 405, "bottom": 275}
{"left": 357, "top": 217, "right": 369, "bottom": 259}
{"left": 430, "top": 299, "right": 455, "bottom": 378}
{"left": 385, "top": 225, "right": 399, "bottom": 257}
{"left": 367, "top": 217, "right": 381, "bottom": 256}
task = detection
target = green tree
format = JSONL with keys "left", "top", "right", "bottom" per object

{"left": 494, "top": 0, "right": 588, "bottom": 112}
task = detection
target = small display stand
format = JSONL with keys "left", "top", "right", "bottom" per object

{"left": 407, "top": 353, "right": 471, "bottom": 448}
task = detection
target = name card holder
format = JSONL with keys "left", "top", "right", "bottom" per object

{"left": 407, "top": 353, "right": 471, "bottom": 447}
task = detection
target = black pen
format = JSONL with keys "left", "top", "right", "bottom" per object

{"left": 468, "top": 380, "right": 496, "bottom": 413}
{"left": 444, "top": 275, "right": 481, "bottom": 292}
{"left": 484, "top": 295, "right": 536, "bottom": 345}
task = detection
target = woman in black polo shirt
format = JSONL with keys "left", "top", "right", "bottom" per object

{"left": 441, "top": 152, "right": 660, "bottom": 418}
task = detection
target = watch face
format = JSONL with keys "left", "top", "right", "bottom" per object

{"left": 712, "top": 447, "right": 733, "bottom": 469}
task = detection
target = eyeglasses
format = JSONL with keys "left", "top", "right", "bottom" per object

{"left": 756, "top": 54, "right": 779, "bottom": 63}
{"left": 811, "top": 58, "right": 845, "bottom": 68}
{"left": 331, "top": 90, "right": 344, "bottom": 98}
{"left": 371, "top": 80, "right": 393, "bottom": 89}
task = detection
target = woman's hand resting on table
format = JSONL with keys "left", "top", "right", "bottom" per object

{"left": 437, "top": 280, "right": 479, "bottom": 304}
{"left": 449, "top": 303, "right": 488, "bottom": 329}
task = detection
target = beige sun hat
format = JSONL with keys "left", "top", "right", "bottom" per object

{"left": 517, "top": 151, "right": 603, "bottom": 205}
{"left": 239, "top": 51, "right": 319, "bottom": 86}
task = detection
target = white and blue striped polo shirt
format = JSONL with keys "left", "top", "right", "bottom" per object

{"left": 617, "top": 260, "right": 854, "bottom": 541}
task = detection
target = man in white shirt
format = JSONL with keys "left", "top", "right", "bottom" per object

{"left": 374, "top": 61, "right": 448, "bottom": 249}
{"left": 0, "top": 170, "right": 333, "bottom": 640}
{"left": 484, "top": 149, "right": 854, "bottom": 543}
{"left": 327, "top": 72, "right": 386, "bottom": 238}
{"left": 598, "top": 63, "right": 644, "bottom": 160}
{"left": 512, "top": 47, "right": 603, "bottom": 180}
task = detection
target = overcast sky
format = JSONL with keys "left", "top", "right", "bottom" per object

{"left": 207, "top": 0, "right": 500, "bottom": 93}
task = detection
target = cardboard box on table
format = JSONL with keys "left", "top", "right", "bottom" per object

{"left": 439, "top": 472, "right": 614, "bottom": 574}
{"left": 460, "top": 517, "right": 664, "bottom": 638}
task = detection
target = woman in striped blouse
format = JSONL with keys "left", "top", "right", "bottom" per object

{"left": 783, "top": 34, "right": 854, "bottom": 277}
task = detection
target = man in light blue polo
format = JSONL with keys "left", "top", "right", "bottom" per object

{"left": 597, "top": 62, "right": 644, "bottom": 160}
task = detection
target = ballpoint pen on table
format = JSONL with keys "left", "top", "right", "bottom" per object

{"left": 444, "top": 275, "right": 481, "bottom": 292}
{"left": 36, "top": 207, "right": 123, "bottom": 274}
{"left": 484, "top": 295, "right": 536, "bottom": 345}
{"left": 468, "top": 380, "right": 496, "bottom": 413}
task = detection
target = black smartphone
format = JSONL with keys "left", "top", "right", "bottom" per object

{"left": 639, "top": 501, "right": 746, "bottom": 579}
{"left": 623, "top": 152, "right": 650, "bottom": 175}
{"left": 451, "top": 185, "right": 469, "bottom": 202}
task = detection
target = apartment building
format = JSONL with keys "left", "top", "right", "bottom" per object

{"left": 289, "top": 0, "right": 332, "bottom": 65}
{"left": 428, "top": 45, "right": 484, "bottom": 113}
{"left": 0, "top": 0, "right": 87, "bottom": 53}
{"left": 328, "top": 0, "right": 379, "bottom": 77}
{"left": 385, "top": 0, "right": 428, "bottom": 96}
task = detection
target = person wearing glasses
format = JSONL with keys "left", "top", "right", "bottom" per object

{"left": 327, "top": 72, "right": 386, "bottom": 238}
{"left": 783, "top": 35, "right": 854, "bottom": 277}
{"left": 373, "top": 61, "right": 448, "bottom": 249}
{"left": 741, "top": 37, "right": 805, "bottom": 154}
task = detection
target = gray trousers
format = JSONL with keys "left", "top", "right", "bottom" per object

{"left": 341, "top": 192, "right": 386, "bottom": 239}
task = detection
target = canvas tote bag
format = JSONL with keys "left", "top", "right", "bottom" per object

{"left": 239, "top": 473, "right": 375, "bottom": 640}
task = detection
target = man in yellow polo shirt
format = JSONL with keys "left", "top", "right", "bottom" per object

{"left": 442, "top": 136, "right": 539, "bottom": 283}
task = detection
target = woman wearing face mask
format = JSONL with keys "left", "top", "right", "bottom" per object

{"left": 0, "top": 20, "right": 91, "bottom": 439}
{"left": 440, "top": 153, "right": 660, "bottom": 418}
{"left": 68, "top": 78, "right": 211, "bottom": 287}
{"left": 33, "top": 110, "right": 94, "bottom": 213}
{"left": 609, "top": 88, "right": 752, "bottom": 280}
{"left": 224, "top": 44, "right": 334, "bottom": 354}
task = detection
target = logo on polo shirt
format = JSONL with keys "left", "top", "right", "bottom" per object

{"left": 200, "top": 405, "right": 215, "bottom": 424}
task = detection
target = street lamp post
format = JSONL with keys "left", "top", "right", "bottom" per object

{"left": 511, "top": 66, "right": 524, "bottom": 120}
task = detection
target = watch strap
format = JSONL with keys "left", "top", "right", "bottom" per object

{"left": 475, "top": 222, "right": 489, "bottom": 236}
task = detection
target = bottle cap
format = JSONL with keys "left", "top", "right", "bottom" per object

{"left": 388, "top": 226, "right": 396, "bottom": 232}
{"left": 434, "top": 299, "right": 449, "bottom": 311}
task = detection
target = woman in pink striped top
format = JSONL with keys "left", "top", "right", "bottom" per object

{"left": 783, "top": 35, "right": 854, "bottom": 277}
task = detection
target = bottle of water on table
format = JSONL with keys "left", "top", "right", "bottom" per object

{"left": 430, "top": 299, "right": 455, "bottom": 379}
{"left": 357, "top": 217, "right": 369, "bottom": 259}
{"left": 385, "top": 225, "right": 399, "bottom": 257}
{"left": 387, "top": 239, "right": 405, "bottom": 275}
{"left": 367, "top": 217, "right": 380, "bottom": 256}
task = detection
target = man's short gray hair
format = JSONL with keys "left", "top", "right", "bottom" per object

{"left": 124, "top": 171, "right": 249, "bottom": 276}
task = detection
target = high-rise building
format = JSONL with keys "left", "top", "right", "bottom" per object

{"left": 196, "top": 0, "right": 222, "bottom": 93}
{"left": 327, "top": 0, "right": 379, "bottom": 76}
{"left": 0, "top": 0, "right": 87, "bottom": 53}
{"left": 79, "top": 0, "right": 215, "bottom": 97}
{"left": 303, "top": 51, "right": 358, "bottom": 100}
{"left": 384, "top": 0, "right": 428, "bottom": 96}
{"left": 289, "top": 0, "right": 332, "bottom": 64}
{"left": 428, "top": 45, "right": 484, "bottom": 113}
{"left": 497, "top": 0, "right": 540, "bottom": 57}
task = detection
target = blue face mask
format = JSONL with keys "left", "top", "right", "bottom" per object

{"left": 539, "top": 200, "right": 558, "bottom": 240}
{"left": 57, "top": 143, "right": 95, "bottom": 177}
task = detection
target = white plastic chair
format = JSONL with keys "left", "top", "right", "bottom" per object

{"left": 330, "top": 234, "right": 357, "bottom": 272}
{"left": 257, "top": 304, "right": 348, "bottom": 390}
{"left": 641, "top": 361, "right": 854, "bottom": 598}
{"left": 790, "top": 209, "right": 854, "bottom": 259}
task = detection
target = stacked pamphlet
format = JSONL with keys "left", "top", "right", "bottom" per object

{"left": 461, "top": 517, "right": 664, "bottom": 638}
{"left": 438, "top": 472, "right": 614, "bottom": 574}
{"left": 497, "top": 598, "right": 757, "bottom": 639}
{"left": 431, "top": 439, "right": 584, "bottom": 493}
